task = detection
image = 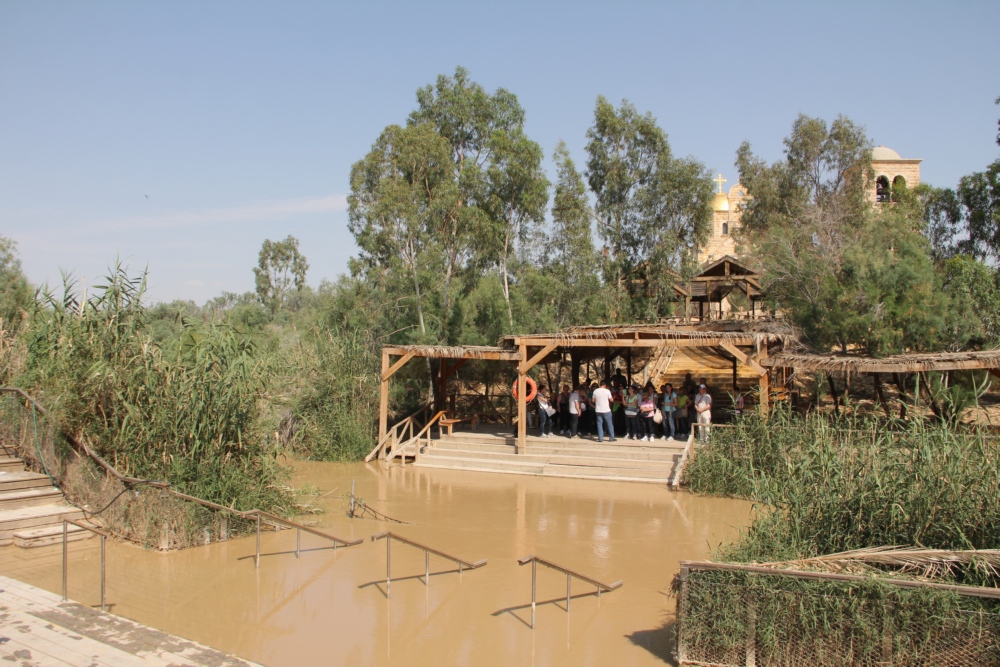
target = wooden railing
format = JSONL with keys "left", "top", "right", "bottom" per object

{"left": 365, "top": 402, "right": 432, "bottom": 463}
{"left": 389, "top": 410, "right": 446, "bottom": 463}
{"left": 517, "top": 555, "right": 623, "bottom": 629}
{"left": 371, "top": 531, "right": 487, "bottom": 598}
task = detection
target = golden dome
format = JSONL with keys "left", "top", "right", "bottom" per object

{"left": 712, "top": 191, "right": 730, "bottom": 212}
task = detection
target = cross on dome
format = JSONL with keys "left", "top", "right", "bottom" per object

{"left": 714, "top": 173, "right": 727, "bottom": 194}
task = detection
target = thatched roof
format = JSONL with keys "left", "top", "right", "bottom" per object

{"left": 501, "top": 324, "right": 789, "bottom": 350}
{"left": 382, "top": 344, "right": 521, "bottom": 361}
{"left": 762, "top": 349, "right": 1000, "bottom": 373}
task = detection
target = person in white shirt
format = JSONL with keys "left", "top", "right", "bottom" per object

{"left": 694, "top": 384, "right": 712, "bottom": 443}
{"left": 592, "top": 379, "right": 615, "bottom": 443}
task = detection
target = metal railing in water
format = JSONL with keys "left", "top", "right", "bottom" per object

{"left": 371, "top": 531, "right": 487, "bottom": 598}
{"left": 62, "top": 519, "right": 111, "bottom": 611}
{"left": 250, "top": 510, "right": 363, "bottom": 568}
{"left": 517, "top": 555, "right": 623, "bottom": 629}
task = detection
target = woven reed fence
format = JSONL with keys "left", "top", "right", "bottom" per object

{"left": 675, "top": 562, "right": 1000, "bottom": 667}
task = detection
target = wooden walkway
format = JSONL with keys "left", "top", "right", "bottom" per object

{"left": 0, "top": 575, "right": 263, "bottom": 667}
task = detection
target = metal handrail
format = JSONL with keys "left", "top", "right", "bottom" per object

{"left": 371, "top": 531, "right": 487, "bottom": 598}
{"left": 247, "top": 510, "right": 363, "bottom": 568}
{"left": 517, "top": 555, "right": 623, "bottom": 629}
{"left": 62, "top": 519, "right": 111, "bottom": 611}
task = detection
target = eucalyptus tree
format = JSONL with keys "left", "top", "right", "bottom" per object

{"left": 408, "top": 67, "right": 526, "bottom": 339}
{"left": 348, "top": 122, "right": 459, "bottom": 340}
{"left": 482, "top": 128, "right": 549, "bottom": 326}
{"left": 253, "top": 235, "right": 309, "bottom": 313}
{"left": 585, "top": 96, "right": 712, "bottom": 319}
{"left": 548, "top": 141, "right": 602, "bottom": 326}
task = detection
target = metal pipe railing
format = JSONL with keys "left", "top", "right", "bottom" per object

{"left": 249, "top": 510, "right": 363, "bottom": 569}
{"left": 370, "top": 531, "right": 487, "bottom": 598}
{"left": 62, "top": 519, "right": 112, "bottom": 611}
{"left": 517, "top": 555, "right": 623, "bottom": 629}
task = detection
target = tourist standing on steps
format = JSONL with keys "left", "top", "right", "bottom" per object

{"left": 695, "top": 384, "right": 712, "bottom": 443}
{"left": 536, "top": 385, "right": 554, "bottom": 438}
{"left": 556, "top": 385, "right": 571, "bottom": 434}
{"left": 568, "top": 385, "right": 583, "bottom": 438}
{"left": 639, "top": 389, "right": 657, "bottom": 441}
{"left": 624, "top": 385, "right": 641, "bottom": 439}
{"left": 661, "top": 383, "right": 677, "bottom": 440}
{"left": 676, "top": 391, "right": 689, "bottom": 438}
{"left": 593, "top": 379, "right": 615, "bottom": 443}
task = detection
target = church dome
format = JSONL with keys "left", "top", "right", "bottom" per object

{"left": 712, "top": 192, "right": 729, "bottom": 212}
{"left": 872, "top": 145, "right": 902, "bottom": 161}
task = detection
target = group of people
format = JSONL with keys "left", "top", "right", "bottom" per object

{"left": 534, "top": 370, "right": 743, "bottom": 444}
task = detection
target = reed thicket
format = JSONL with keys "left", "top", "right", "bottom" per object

{"left": 687, "top": 408, "right": 1000, "bottom": 583}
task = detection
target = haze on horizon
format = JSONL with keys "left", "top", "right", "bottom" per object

{"left": 2, "top": 1, "right": 998, "bottom": 304}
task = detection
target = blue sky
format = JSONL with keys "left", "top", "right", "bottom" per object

{"left": 2, "top": 1, "right": 998, "bottom": 303}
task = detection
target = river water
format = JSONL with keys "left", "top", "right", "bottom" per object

{"left": 0, "top": 462, "right": 753, "bottom": 666}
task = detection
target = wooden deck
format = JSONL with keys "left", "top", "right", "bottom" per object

{"left": 0, "top": 575, "right": 263, "bottom": 667}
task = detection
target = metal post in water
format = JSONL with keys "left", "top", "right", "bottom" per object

{"left": 61, "top": 521, "right": 67, "bottom": 601}
{"left": 296, "top": 528, "right": 300, "bottom": 559}
{"left": 255, "top": 514, "right": 261, "bottom": 569}
{"left": 386, "top": 537, "right": 391, "bottom": 599}
{"left": 530, "top": 560, "right": 537, "bottom": 629}
{"left": 566, "top": 573, "right": 571, "bottom": 612}
{"left": 350, "top": 479, "right": 355, "bottom": 517}
{"left": 100, "top": 535, "right": 106, "bottom": 612}
{"left": 425, "top": 551, "right": 430, "bottom": 586}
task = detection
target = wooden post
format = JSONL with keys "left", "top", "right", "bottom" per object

{"left": 626, "top": 350, "right": 633, "bottom": 385}
{"left": 732, "top": 357, "right": 738, "bottom": 394}
{"left": 758, "top": 343, "right": 769, "bottom": 416}
{"left": 571, "top": 352, "right": 581, "bottom": 389}
{"left": 517, "top": 344, "right": 527, "bottom": 454}
{"left": 379, "top": 350, "right": 390, "bottom": 443}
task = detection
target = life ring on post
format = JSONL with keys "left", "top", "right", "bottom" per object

{"left": 511, "top": 377, "right": 538, "bottom": 403}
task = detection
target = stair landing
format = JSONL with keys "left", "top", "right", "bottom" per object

{"left": 413, "top": 427, "right": 691, "bottom": 484}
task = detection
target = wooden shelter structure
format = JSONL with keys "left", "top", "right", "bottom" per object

{"left": 761, "top": 349, "right": 1000, "bottom": 376}
{"left": 672, "top": 255, "right": 764, "bottom": 321}
{"left": 377, "top": 325, "right": 789, "bottom": 456}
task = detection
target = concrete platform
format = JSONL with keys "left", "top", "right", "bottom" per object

{"left": 0, "top": 575, "right": 264, "bottom": 667}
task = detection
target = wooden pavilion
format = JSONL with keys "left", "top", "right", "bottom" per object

{"left": 377, "top": 324, "right": 789, "bottom": 456}
{"left": 672, "top": 255, "right": 764, "bottom": 321}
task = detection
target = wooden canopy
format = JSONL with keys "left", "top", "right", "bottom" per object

{"left": 672, "top": 255, "right": 764, "bottom": 320}
{"left": 762, "top": 349, "right": 1000, "bottom": 374}
{"left": 378, "top": 324, "right": 787, "bottom": 454}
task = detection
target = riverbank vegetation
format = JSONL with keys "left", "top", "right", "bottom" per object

{"left": 1, "top": 71, "right": 999, "bottom": 552}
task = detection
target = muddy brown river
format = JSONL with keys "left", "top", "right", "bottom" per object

{"left": 0, "top": 462, "right": 753, "bottom": 666}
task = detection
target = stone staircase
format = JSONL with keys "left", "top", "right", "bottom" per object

{"left": 413, "top": 431, "right": 689, "bottom": 484}
{"left": 0, "top": 444, "right": 96, "bottom": 548}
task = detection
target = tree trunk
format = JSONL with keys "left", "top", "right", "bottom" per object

{"left": 828, "top": 374, "right": 841, "bottom": 415}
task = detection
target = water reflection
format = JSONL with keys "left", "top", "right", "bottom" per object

{"left": 0, "top": 461, "right": 752, "bottom": 667}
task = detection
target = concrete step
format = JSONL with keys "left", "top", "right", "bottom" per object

{"left": 432, "top": 442, "right": 683, "bottom": 462}
{"left": 420, "top": 446, "right": 677, "bottom": 471}
{"left": 0, "top": 471, "right": 53, "bottom": 492}
{"left": 0, "top": 504, "right": 84, "bottom": 543}
{"left": 417, "top": 452, "right": 676, "bottom": 481}
{"left": 13, "top": 522, "right": 98, "bottom": 548}
{"left": 0, "top": 487, "right": 64, "bottom": 510}
{"left": 0, "top": 456, "right": 25, "bottom": 472}
{"left": 439, "top": 434, "right": 688, "bottom": 455}
{"left": 416, "top": 456, "right": 672, "bottom": 484}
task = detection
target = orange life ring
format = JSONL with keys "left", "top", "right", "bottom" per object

{"left": 511, "top": 377, "right": 538, "bottom": 402}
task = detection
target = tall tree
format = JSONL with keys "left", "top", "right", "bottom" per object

{"left": 585, "top": 96, "right": 712, "bottom": 318}
{"left": 408, "top": 66, "right": 525, "bottom": 340}
{"left": 253, "top": 235, "right": 309, "bottom": 313}
{"left": 548, "top": 141, "right": 602, "bottom": 326}
{"left": 736, "top": 115, "right": 961, "bottom": 354}
{"left": 348, "top": 123, "right": 458, "bottom": 340}
{"left": 482, "top": 128, "right": 549, "bottom": 325}
{"left": 0, "top": 236, "right": 33, "bottom": 327}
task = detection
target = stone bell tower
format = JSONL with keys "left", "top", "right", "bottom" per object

{"left": 698, "top": 173, "right": 748, "bottom": 265}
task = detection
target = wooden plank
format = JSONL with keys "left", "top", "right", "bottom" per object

{"left": 517, "top": 344, "right": 527, "bottom": 454}
{"left": 518, "top": 341, "right": 558, "bottom": 374}
{"left": 759, "top": 343, "right": 770, "bottom": 415}
{"left": 720, "top": 342, "right": 767, "bottom": 377}
{"left": 378, "top": 350, "right": 389, "bottom": 444}
{"left": 513, "top": 336, "right": 760, "bottom": 349}
{"left": 381, "top": 350, "right": 415, "bottom": 382}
